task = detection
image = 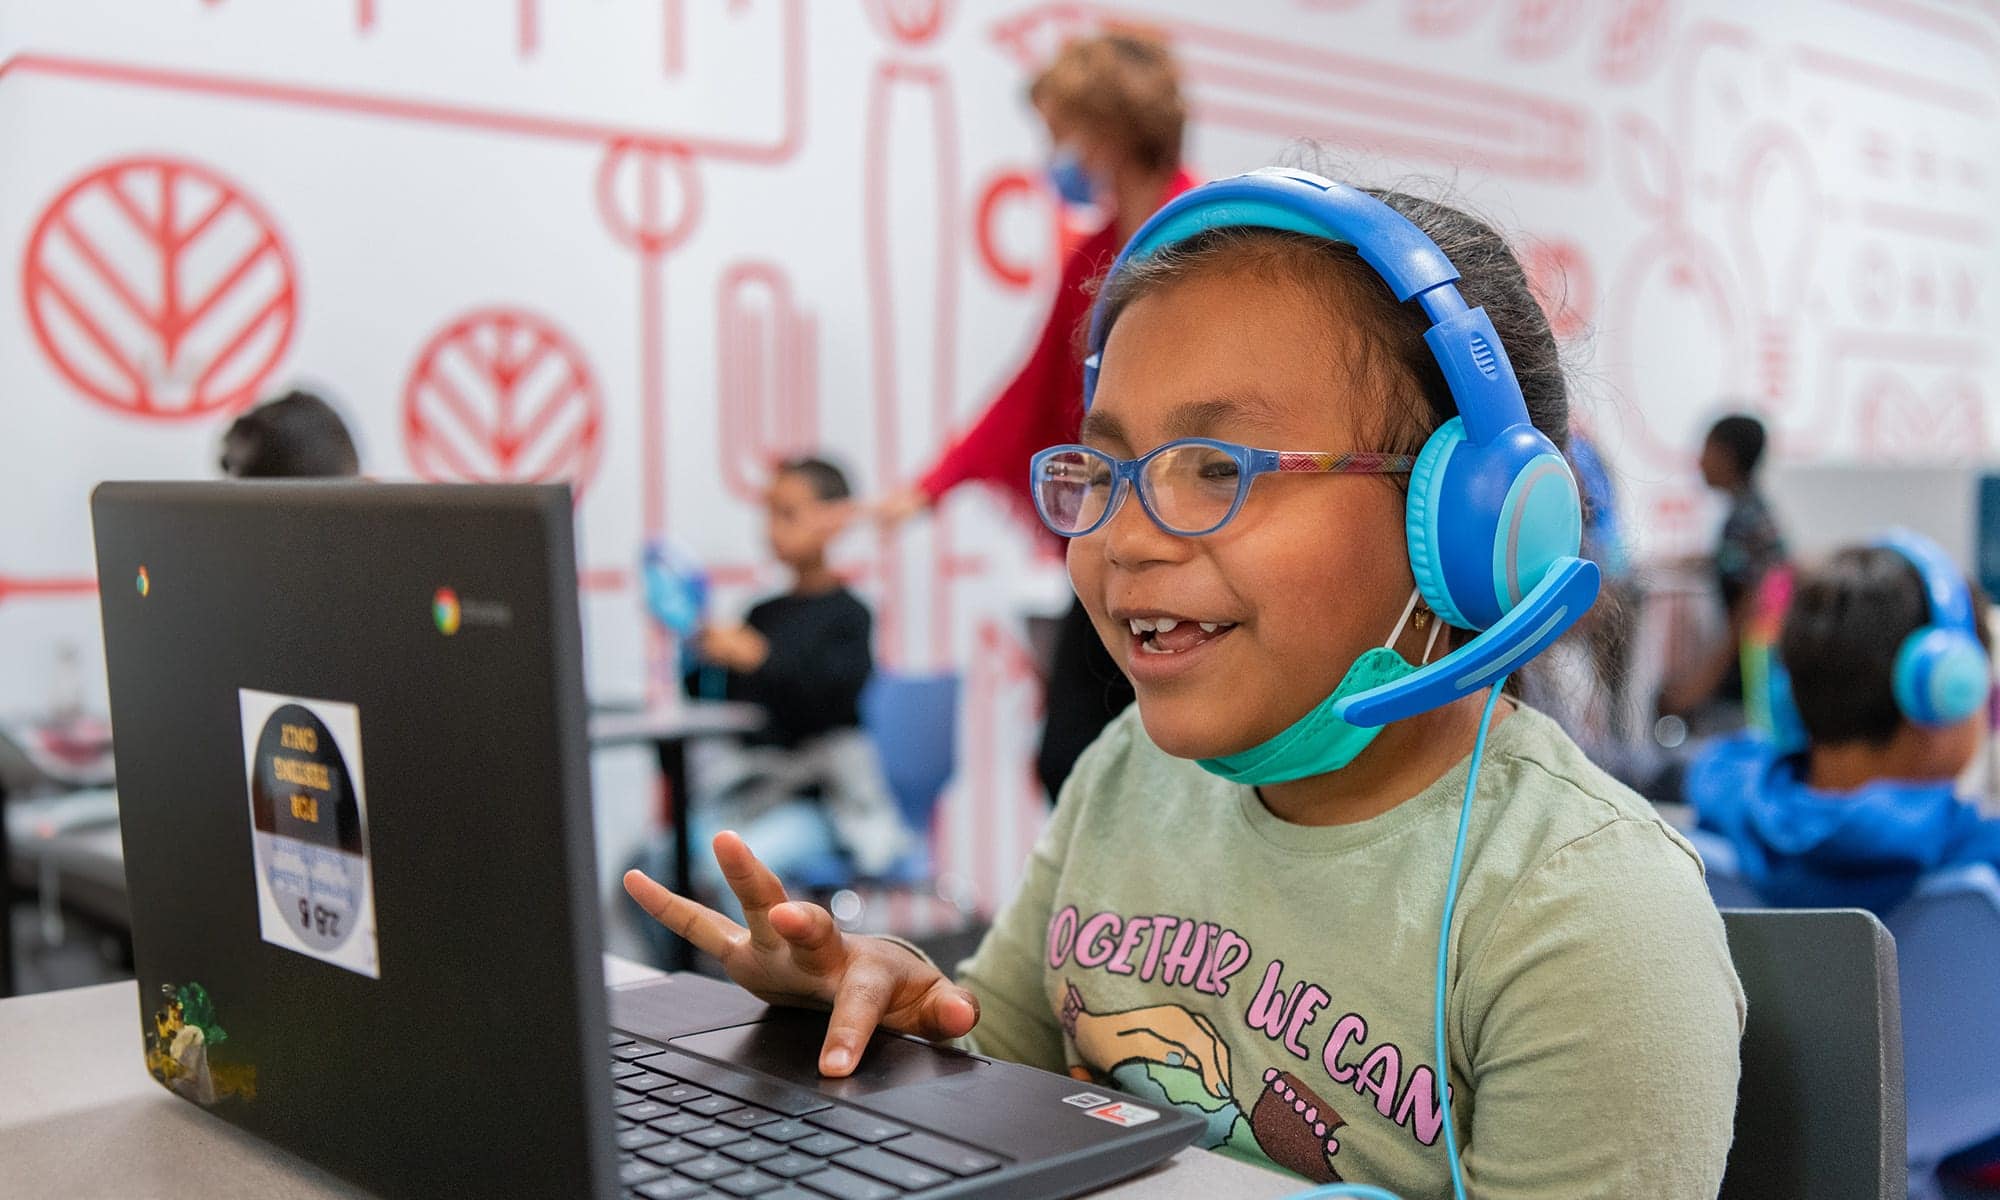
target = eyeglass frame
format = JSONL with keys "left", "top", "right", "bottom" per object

{"left": 1029, "top": 437, "right": 1417, "bottom": 539}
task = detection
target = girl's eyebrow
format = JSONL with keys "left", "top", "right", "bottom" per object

{"left": 1079, "top": 391, "right": 1295, "bottom": 449}
{"left": 1078, "top": 408, "right": 1128, "bottom": 448}
{"left": 1161, "top": 394, "right": 1292, "bottom": 440}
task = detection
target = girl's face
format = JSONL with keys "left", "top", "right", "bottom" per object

{"left": 1070, "top": 266, "right": 1419, "bottom": 760}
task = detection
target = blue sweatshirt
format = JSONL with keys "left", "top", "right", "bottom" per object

{"left": 1686, "top": 732, "right": 2000, "bottom": 912}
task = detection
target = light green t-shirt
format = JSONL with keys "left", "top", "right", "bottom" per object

{"left": 955, "top": 704, "right": 1745, "bottom": 1198}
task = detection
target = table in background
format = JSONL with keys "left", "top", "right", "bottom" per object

{"left": 0, "top": 956, "right": 1299, "bottom": 1200}
{"left": 0, "top": 716, "right": 117, "bottom": 998}
{"left": 589, "top": 701, "right": 765, "bottom": 970}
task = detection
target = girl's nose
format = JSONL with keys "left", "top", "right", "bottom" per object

{"left": 1099, "top": 484, "right": 1192, "bottom": 570}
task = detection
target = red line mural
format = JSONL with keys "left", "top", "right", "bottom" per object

{"left": 717, "top": 262, "right": 820, "bottom": 505}
{"left": 992, "top": 3, "right": 1594, "bottom": 184}
{"left": 1503, "top": 0, "right": 1588, "bottom": 61}
{"left": 1856, "top": 371, "right": 1988, "bottom": 464}
{"left": 1597, "top": 0, "right": 1675, "bottom": 85}
{"left": 402, "top": 307, "right": 606, "bottom": 498}
{"left": 1521, "top": 236, "right": 1596, "bottom": 343}
{"left": 974, "top": 169, "right": 1057, "bottom": 292}
{"left": 865, "top": 9, "right": 961, "bottom": 670}
{"left": 1726, "top": 121, "right": 1820, "bottom": 406}
{"left": 22, "top": 156, "right": 297, "bottom": 422}
{"left": 0, "top": 1, "right": 806, "bottom": 161}
{"left": 0, "top": 576, "right": 98, "bottom": 609}
{"left": 1604, "top": 110, "right": 1740, "bottom": 469}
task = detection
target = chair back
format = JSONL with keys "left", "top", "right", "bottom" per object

{"left": 1718, "top": 907, "right": 1905, "bottom": 1200}
{"left": 860, "top": 673, "right": 960, "bottom": 834}
{"left": 1884, "top": 862, "right": 2000, "bottom": 1189}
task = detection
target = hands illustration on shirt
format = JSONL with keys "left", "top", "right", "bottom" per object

{"left": 1061, "top": 979, "right": 1237, "bottom": 1101}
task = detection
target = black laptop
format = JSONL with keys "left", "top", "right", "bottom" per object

{"left": 90, "top": 482, "right": 1200, "bottom": 1200}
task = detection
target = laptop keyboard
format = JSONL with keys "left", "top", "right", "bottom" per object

{"left": 611, "top": 1032, "right": 1004, "bottom": 1199}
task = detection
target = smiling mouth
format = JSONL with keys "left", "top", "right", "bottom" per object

{"left": 1126, "top": 616, "right": 1238, "bottom": 656}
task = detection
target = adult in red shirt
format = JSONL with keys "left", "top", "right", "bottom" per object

{"left": 879, "top": 32, "right": 1197, "bottom": 802}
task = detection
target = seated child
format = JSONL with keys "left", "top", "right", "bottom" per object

{"left": 671, "top": 457, "right": 910, "bottom": 915}
{"left": 626, "top": 171, "right": 1743, "bottom": 1196}
{"left": 1689, "top": 532, "right": 2000, "bottom": 912}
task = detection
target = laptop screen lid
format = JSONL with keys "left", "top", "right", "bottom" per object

{"left": 91, "top": 481, "right": 615, "bottom": 1199}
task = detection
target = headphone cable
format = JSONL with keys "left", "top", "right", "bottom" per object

{"left": 1280, "top": 678, "right": 1507, "bottom": 1200}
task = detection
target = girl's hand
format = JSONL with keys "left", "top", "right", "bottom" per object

{"left": 623, "top": 831, "right": 981, "bottom": 1077}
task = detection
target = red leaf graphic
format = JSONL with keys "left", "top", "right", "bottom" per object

{"left": 21, "top": 156, "right": 298, "bottom": 421}
{"left": 402, "top": 308, "right": 605, "bottom": 500}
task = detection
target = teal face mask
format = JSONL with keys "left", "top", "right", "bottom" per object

{"left": 1195, "top": 591, "right": 1431, "bottom": 787}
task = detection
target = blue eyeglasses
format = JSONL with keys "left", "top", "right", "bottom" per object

{"left": 1030, "top": 438, "right": 1416, "bottom": 538}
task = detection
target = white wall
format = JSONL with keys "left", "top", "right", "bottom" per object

{"left": 3, "top": 0, "right": 1996, "bottom": 911}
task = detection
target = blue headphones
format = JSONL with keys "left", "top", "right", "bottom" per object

{"left": 1762, "top": 529, "right": 1990, "bottom": 751}
{"left": 1084, "top": 169, "right": 1601, "bottom": 727}
{"left": 1873, "top": 530, "right": 1989, "bottom": 726}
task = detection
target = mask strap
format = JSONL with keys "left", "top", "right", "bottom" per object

{"left": 1385, "top": 588, "right": 1422, "bottom": 650}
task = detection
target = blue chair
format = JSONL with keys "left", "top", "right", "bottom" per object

{"left": 1686, "top": 826, "right": 1764, "bottom": 909}
{"left": 1883, "top": 862, "right": 2000, "bottom": 1200}
{"left": 786, "top": 673, "right": 962, "bottom": 923}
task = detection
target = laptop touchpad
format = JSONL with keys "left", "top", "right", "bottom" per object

{"left": 671, "top": 1010, "right": 983, "bottom": 1098}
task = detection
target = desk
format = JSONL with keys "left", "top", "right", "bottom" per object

{"left": 590, "top": 702, "right": 764, "bottom": 971}
{"left": 0, "top": 957, "right": 1298, "bottom": 1200}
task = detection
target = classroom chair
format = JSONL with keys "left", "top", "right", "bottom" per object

{"left": 1718, "top": 907, "right": 1906, "bottom": 1200}
{"left": 1884, "top": 863, "right": 2000, "bottom": 1200}
{"left": 789, "top": 673, "right": 967, "bottom": 930}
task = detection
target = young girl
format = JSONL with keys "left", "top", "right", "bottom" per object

{"left": 628, "top": 170, "right": 1744, "bottom": 1197}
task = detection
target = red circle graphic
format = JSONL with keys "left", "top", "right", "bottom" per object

{"left": 21, "top": 156, "right": 298, "bottom": 421}
{"left": 401, "top": 308, "right": 605, "bottom": 499}
{"left": 595, "top": 141, "right": 702, "bottom": 256}
{"left": 975, "top": 170, "right": 1054, "bottom": 292}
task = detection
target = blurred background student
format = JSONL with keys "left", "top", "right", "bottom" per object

{"left": 1687, "top": 535, "right": 1999, "bottom": 912}
{"left": 1658, "top": 412, "right": 1788, "bottom": 731}
{"left": 876, "top": 30, "right": 1197, "bottom": 804}
{"left": 654, "top": 458, "right": 910, "bottom": 930}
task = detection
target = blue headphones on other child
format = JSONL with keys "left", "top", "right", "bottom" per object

{"left": 1083, "top": 169, "right": 1601, "bottom": 727}
{"left": 1876, "top": 529, "right": 1989, "bottom": 726}
{"left": 1761, "top": 529, "right": 1989, "bottom": 752}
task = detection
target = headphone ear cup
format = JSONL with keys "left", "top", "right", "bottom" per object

{"left": 1406, "top": 419, "right": 1469, "bottom": 630}
{"left": 1895, "top": 626, "right": 1993, "bottom": 726}
{"left": 1406, "top": 419, "right": 1582, "bottom": 633}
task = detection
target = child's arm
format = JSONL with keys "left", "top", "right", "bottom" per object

{"left": 1456, "top": 819, "right": 1744, "bottom": 1198}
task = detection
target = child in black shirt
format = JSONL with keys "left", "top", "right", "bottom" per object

{"left": 679, "top": 459, "right": 909, "bottom": 914}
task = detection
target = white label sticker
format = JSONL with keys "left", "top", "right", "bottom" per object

{"left": 1085, "top": 1101, "right": 1159, "bottom": 1128}
{"left": 240, "top": 689, "right": 379, "bottom": 978}
{"left": 1063, "top": 1092, "right": 1113, "bottom": 1108}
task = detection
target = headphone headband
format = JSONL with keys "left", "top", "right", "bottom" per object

{"left": 1082, "top": 169, "right": 1532, "bottom": 443}
{"left": 1876, "top": 528, "right": 1976, "bottom": 635}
